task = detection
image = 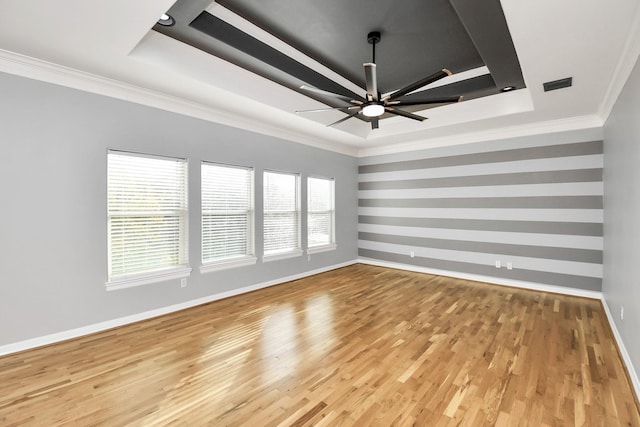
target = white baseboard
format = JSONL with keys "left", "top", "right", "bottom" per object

{"left": 0, "top": 260, "right": 358, "bottom": 357}
{"left": 601, "top": 298, "right": 640, "bottom": 402}
{"left": 358, "top": 257, "right": 603, "bottom": 299}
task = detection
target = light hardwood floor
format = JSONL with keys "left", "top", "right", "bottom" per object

{"left": 1, "top": 264, "right": 638, "bottom": 426}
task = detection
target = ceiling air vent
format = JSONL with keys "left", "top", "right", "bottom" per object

{"left": 543, "top": 77, "right": 572, "bottom": 92}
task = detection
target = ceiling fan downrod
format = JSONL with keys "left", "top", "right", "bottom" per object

{"left": 367, "top": 31, "right": 380, "bottom": 64}
{"left": 367, "top": 31, "right": 381, "bottom": 63}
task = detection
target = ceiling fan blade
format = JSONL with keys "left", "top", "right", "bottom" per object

{"left": 384, "top": 69, "right": 453, "bottom": 101}
{"left": 364, "top": 63, "right": 378, "bottom": 102}
{"left": 370, "top": 117, "right": 379, "bottom": 130}
{"left": 389, "top": 96, "right": 463, "bottom": 107}
{"left": 385, "top": 107, "right": 428, "bottom": 122}
{"left": 326, "top": 110, "right": 360, "bottom": 127}
{"left": 296, "top": 106, "right": 359, "bottom": 113}
{"left": 300, "top": 85, "right": 356, "bottom": 103}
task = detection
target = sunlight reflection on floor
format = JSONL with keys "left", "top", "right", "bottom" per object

{"left": 304, "top": 294, "right": 335, "bottom": 361}
{"left": 261, "top": 305, "right": 298, "bottom": 386}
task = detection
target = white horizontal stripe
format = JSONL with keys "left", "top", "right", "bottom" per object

{"left": 358, "top": 182, "right": 603, "bottom": 199}
{"left": 358, "top": 154, "right": 603, "bottom": 182}
{"left": 357, "top": 207, "right": 604, "bottom": 223}
{"left": 358, "top": 240, "right": 602, "bottom": 278}
{"left": 357, "top": 224, "right": 603, "bottom": 250}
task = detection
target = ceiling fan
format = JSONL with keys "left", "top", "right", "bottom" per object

{"left": 296, "top": 31, "right": 463, "bottom": 130}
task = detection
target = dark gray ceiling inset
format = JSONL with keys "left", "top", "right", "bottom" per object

{"left": 189, "top": 12, "right": 362, "bottom": 100}
{"left": 154, "top": 0, "right": 526, "bottom": 121}
{"left": 215, "top": 0, "right": 485, "bottom": 92}
{"left": 449, "top": 0, "right": 526, "bottom": 91}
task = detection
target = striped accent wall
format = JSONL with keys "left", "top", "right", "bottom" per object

{"left": 358, "top": 130, "right": 604, "bottom": 291}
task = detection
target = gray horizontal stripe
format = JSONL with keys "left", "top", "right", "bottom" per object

{"left": 359, "top": 169, "right": 602, "bottom": 190}
{"left": 358, "top": 232, "right": 602, "bottom": 264}
{"left": 359, "top": 140, "right": 603, "bottom": 174}
{"left": 359, "top": 196, "right": 602, "bottom": 209}
{"left": 358, "top": 216, "right": 603, "bottom": 236}
{"left": 359, "top": 249, "right": 602, "bottom": 291}
{"left": 358, "top": 207, "right": 603, "bottom": 222}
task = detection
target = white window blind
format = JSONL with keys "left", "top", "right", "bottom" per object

{"left": 201, "top": 163, "right": 255, "bottom": 269}
{"left": 107, "top": 151, "right": 189, "bottom": 287}
{"left": 307, "top": 177, "right": 336, "bottom": 249}
{"left": 263, "top": 171, "right": 301, "bottom": 258}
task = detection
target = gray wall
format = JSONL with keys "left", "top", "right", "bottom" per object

{"left": 603, "top": 54, "right": 640, "bottom": 377}
{"left": 0, "top": 71, "right": 358, "bottom": 346}
{"left": 359, "top": 129, "right": 604, "bottom": 291}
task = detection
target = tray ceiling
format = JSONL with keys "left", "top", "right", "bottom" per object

{"left": 154, "top": 0, "right": 525, "bottom": 127}
{"left": 0, "top": 0, "right": 638, "bottom": 155}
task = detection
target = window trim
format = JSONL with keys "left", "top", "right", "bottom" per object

{"left": 307, "top": 244, "right": 338, "bottom": 255}
{"left": 263, "top": 248, "right": 304, "bottom": 263}
{"left": 200, "top": 255, "right": 258, "bottom": 273}
{"left": 262, "top": 169, "right": 302, "bottom": 262}
{"left": 106, "top": 150, "right": 190, "bottom": 290}
{"left": 200, "top": 161, "right": 255, "bottom": 272}
{"left": 106, "top": 266, "right": 192, "bottom": 291}
{"left": 306, "top": 176, "right": 337, "bottom": 253}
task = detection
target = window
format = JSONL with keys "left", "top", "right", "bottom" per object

{"left": 201, "top": 162, "right": 256, "bottom": 272}
{"left": 307, "top": 177, "right": 336, "bottom": 253}
{"left": 107, "top": 151, "right": 190, "bottom": 290}
{"left": 263, "top": 171, "right": 302, "bottom": 261}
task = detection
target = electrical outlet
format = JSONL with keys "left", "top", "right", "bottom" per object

{"left": 620, "top": 306, "right": 624, "bottom": 320}
{"left": 495, "top": 260, "right": 501, "bottom": 268}
{"left": 180, "top": 278, "right": 187, "bottom": 288}
{"left": 410, "top": 251, "right": 415, "bottom": 258}
{"left": 507, "top": 262, "right": 512, "bottom": 270}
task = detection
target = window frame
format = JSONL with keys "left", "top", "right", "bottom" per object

{"left": 106, "top": 150, "right": 191, "bottom": 291}
{"left": 200, "top": 161, "right": 257, "bottom": 273}
{"left": 307, "top": 176, "right": 337, "bottom": 254}
{"left": 262, "top": 170, "right": 303, "bottom": 262}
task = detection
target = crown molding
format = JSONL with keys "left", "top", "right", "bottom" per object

{"left": 357, "top": 114, "right": 604, "bottom": 157}
{"left": 1, "top": 39, "right": 627, "bottom": 161}
{"left": 0, "top": 48, "right": 359, "bottom": 157}
{"left": 598, "top": 5, "right": 640, "bottom": 122}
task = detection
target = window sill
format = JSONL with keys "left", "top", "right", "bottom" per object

{"left": 307, "top": 243, "right": 337, "bottom": 255}
{"left": 262, "top": 248, "right": 304, "bottom": 263}
{"left": 200, "top": 256, "right": 257, "bottom": 273}
{"left": 106, "top": 266, "right": 192, "bottom": 291}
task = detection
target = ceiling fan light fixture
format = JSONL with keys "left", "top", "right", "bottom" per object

{"left": 362, "top": 103, "right": 385, "bottom": 117}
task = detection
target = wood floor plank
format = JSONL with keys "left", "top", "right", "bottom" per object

{"left": 0, "top": 264, "right": 638, "bottom": 426}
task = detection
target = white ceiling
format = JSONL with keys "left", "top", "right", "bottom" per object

{"left": 0, "top": 0, "right": 639, "bottom": 157}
